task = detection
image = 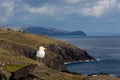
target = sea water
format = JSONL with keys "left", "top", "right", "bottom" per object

{"left": 53, "top": 36, "right": 120, "bottom": 76}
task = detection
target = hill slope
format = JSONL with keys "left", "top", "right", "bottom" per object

{"left": 0, "top": 28, "right": 94, "bottom": 71}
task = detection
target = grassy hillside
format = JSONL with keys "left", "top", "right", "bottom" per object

{"left": 10, "top": 64, "right": 85, "bottom": 80}
{"left": 0, "top": 28, "right": 95, "bottom": 71}
{"left": 0, "top": 48, "right": 38, "bottom": 72}
{"left": 0, "top": 28, "right": 88, "bottom": 80}
{"left": 0, "top": 28, "right": 65, "bottom": 46}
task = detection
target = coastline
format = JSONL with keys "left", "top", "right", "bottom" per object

{"left": 64, "top": 59, "right": 100, "bottom": 65}
{"left": 64, "top": 58, "right": 120, "bottom": 77}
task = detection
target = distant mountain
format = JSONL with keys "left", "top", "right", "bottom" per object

{"left": 21, "top": 26, "right": 86, "bottom": 36}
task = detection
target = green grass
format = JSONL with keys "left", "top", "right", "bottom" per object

{"left": 0, "top": 55, "right": 38, "bottom": 64}
{"left": 0, "top": 55, "right": 38, "bottom": 72}
{"left": 0, "top": 47, "right": 39, "bottom": 72}
{"left": 6, "top": 64, "right": 25, "bottom": 72}
{"left": 0, "top": 48, "right": 12, "bottom": 55}
{"left": 0, "top": 28, "right": 70, "bottom": 48}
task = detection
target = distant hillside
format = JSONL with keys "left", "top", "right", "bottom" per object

{"left": 21, "top": 26, "right": 86, "bottom": 36}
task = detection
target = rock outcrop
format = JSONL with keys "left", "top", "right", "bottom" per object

{"left": 9, "top": 64, "right": 39, "bottom": 80}
{"left": 9, "top": 64, "right": 85, "bottom": 80}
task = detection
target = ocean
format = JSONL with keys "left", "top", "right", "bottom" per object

{"left": 53, "top": 36, "right": 120, "bottom": 76}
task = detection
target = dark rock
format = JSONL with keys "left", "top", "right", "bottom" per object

{"left": 99, "top": 73, "right": 109, "bottom": 75}
{"left": 44, "top": 44, "right": 95, "bottom": 71}
{"left": 9, "top": 64, "right": 40, "bottom": 80}
{"left": 0, "top": 63, "right": 11, "bottom": 80}
{"left": 0, "top": 73, "right": 8, "bottom": 80}
{"left": 88, "top": 73, "right": 98, "bottom": 76}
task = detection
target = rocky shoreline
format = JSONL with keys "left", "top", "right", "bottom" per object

{"left": 0, "top": 63, "right": 120, "bottom": 80}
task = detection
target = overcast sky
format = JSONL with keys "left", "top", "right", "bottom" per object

{"left": 0, "top": 0, "right": 120, "bottom": 35}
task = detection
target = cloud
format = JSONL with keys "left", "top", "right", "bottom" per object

{"left": 24, "top": 3, "right": 82, "bottom": 17}
{"left": 0, "top": 0, "right": 15, "bottom": 22}
{"left": 117, "top": 3, "right": 120, "bottom": 9}
{"left": 107, "top": 19, "right": 116, "bottom": 22}
{"left": 65, "top": 0, "right": 80, "bottom": 4}
{"left": 0, "top": 0, "right": 119, "bottom": 23}
{"left": 24, "top": 0, "right": 118, "bottom": 17}
{"left": 24, "top": 3, "right": 76, "bottom": 16}
{"left": 81, "top": 0, "right": 116, "bottom": 17}
{"left": 25, "top": 5, "right": 56, "bottom": 16}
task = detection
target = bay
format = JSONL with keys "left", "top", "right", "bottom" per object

{"left": 53, "top": 36, "right": 120, "bottom": 76}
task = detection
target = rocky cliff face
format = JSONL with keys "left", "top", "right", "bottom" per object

{"left": 45, "top": 44, "right": 95, "bottom": 71}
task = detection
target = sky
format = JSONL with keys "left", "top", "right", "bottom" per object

{"left": 0, "top": 0, "right": 120, "bottom": 35}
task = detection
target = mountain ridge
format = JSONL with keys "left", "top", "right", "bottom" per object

{"left": 20, "top": 26, "right": 86, "bottom": 36}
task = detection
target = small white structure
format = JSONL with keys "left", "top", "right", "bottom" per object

{"left": 36, "top": 46, "right": 46, "bottom": 65}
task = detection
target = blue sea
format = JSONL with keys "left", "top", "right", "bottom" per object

{"left": 53, "top": 36, "right": 120, "bottom": 76}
